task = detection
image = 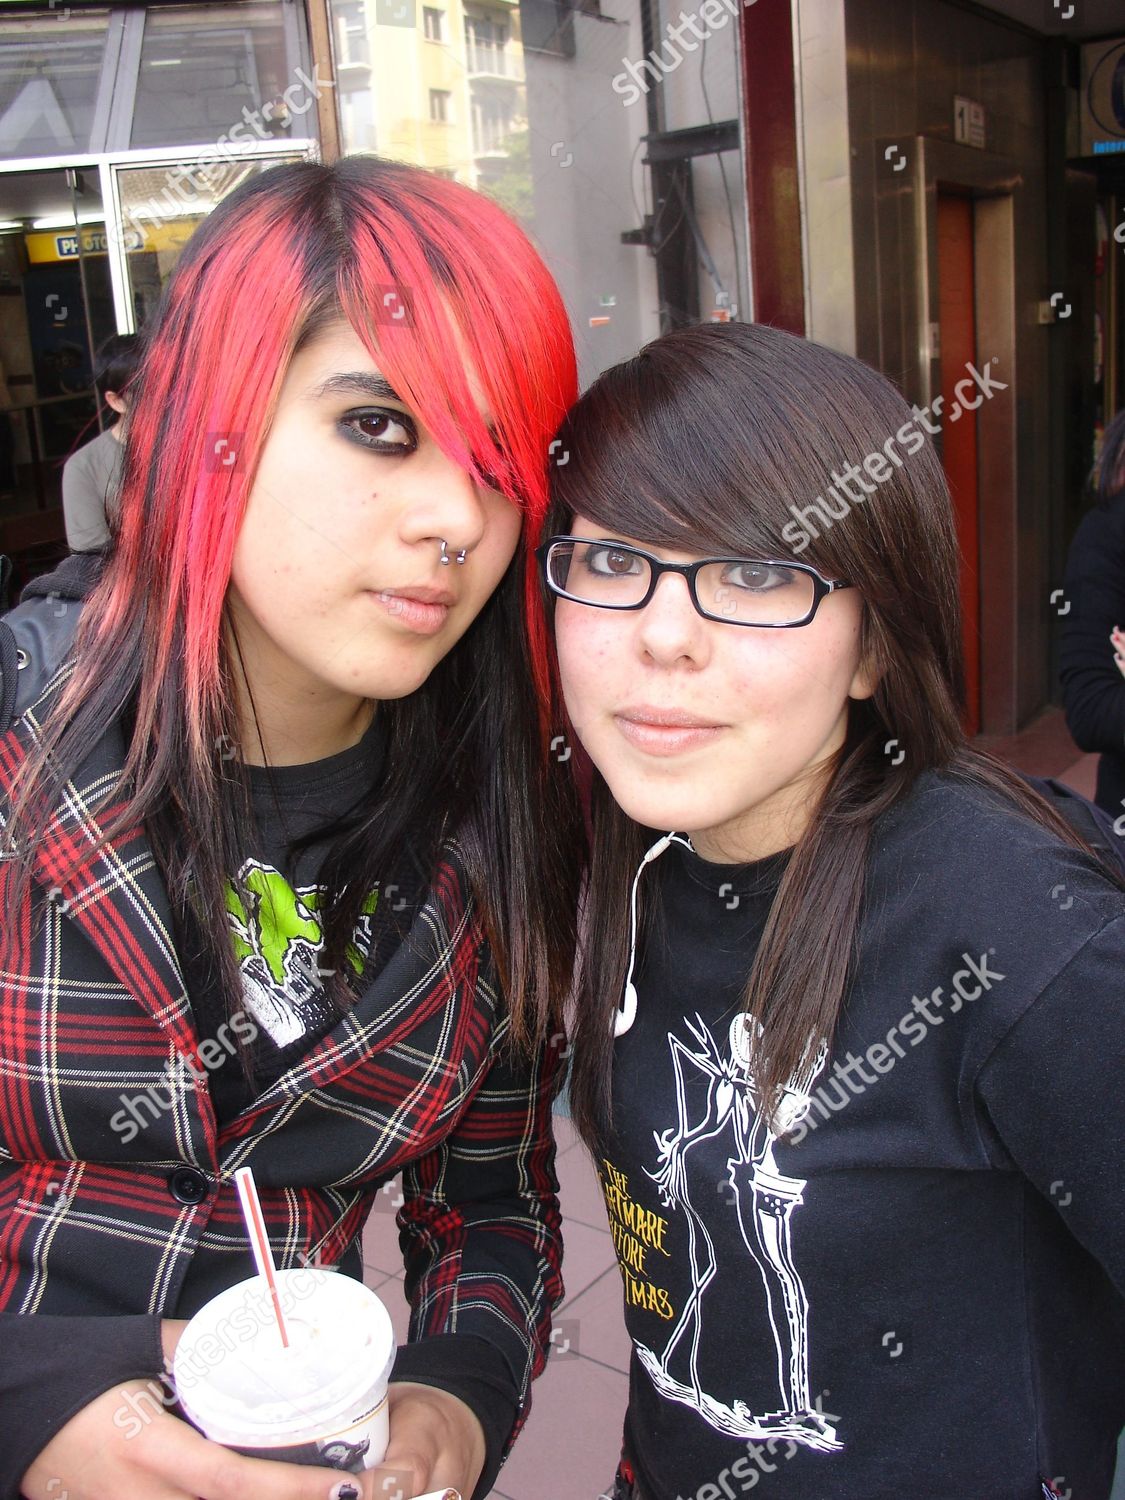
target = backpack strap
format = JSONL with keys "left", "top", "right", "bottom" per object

{"left": 1, "top": 594, "right": 84, "bottom": 738}
{"left": 0, "top": 615, "right": 17, "bottom": 736}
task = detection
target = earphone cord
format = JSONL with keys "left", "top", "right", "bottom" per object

{"left": 614, "top": 831, "right": 694, "bottom": 1038}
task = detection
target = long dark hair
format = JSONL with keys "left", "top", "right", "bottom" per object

{"left": 7, "top": 156, "right": 583, "bottom": 1055}
{"left": 1095, "top": 407, "right": 1125, "bottom": 504}
{"left": 545, "top": 321, "right": 1121, "bottom": 1148}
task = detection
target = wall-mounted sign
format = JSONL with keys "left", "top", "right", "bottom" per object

{"left": 1080, "top": 38, "right": 1125, "bottom": 156}
{"left": 25, "top": 224, "right": 179, "bottom": 263}
{"left": 953, "top": 96, "right": 986, "bottom": 150}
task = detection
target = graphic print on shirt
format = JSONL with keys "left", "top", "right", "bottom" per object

{"left": 638, "top": 1011, "right": 842, "bottom": 1453}
{"left": 225, "top": 860, "right": 378, "bottom": 1047}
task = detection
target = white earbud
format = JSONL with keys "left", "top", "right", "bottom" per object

{"left": 612, "top": 833, "right": 691, "bottom": 1038}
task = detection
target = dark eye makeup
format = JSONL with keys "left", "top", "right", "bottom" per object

{"left": 337, "top": 406, "right": 418, "bottom": 454}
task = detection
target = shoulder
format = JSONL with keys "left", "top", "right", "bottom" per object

{"left": 868, "top": 770, "right": 1122, "bottom": 948}
{"left": 62, "top": 430, "right": 109, "bottom": 475}
{"left": 0, "top": 554, "right": 104, "bottom": 733}
{"left": 1066, "top": 492, "right": 1125, "bottom": 565}
{"left": 856, "top": 773, "right": 1123, "bottom": 1063}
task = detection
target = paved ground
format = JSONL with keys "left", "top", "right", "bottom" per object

{"left": 363, "top": 711, "right": 1120, "bottom": 1500}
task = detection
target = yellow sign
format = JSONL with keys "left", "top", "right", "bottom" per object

{"left": 25, "top": 220, "right": 201, "bottom": 263}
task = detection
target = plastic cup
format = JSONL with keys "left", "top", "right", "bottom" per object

{"left": 173, "top": 1268, "right": 395, "bottom": 1472}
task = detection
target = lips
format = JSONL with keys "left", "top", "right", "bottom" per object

{"left": 618, "top": 705, "right": 725, "bottom": 729}
{"left": 614, "top": 705, "right": 727, "bottom": 757}
{"left": 368, "top": 583, "right": 456, "bottom": 635}
{"left": 375, "top": 583, "right": 457, "bottom": 607}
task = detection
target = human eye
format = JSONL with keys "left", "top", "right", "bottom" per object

{"left": 338, "top": 407, "right": 418, "bottom": 454}
{"left": 580, "top": 542, "right": 644, "bottom": 578}
{"left": 720, "top": 561, "right": 797, "bottom": 592}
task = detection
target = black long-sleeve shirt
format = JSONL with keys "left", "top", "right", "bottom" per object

{"left": 1059, "top": 488, "right": 1125, "bottom": 816}
{"left": 605, "top": 772, "right": 1124, "bottom": 1499}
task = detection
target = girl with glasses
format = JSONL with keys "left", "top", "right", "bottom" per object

{"left": 540, "top": 321, "right": 1125, "bottom": 1500}
{"left": 1, "top": 156, "right": 581, "bottom": 1500}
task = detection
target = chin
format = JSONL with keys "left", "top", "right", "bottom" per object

{"left": 605, "top": 779, "right": 727, "bottom": 839}
{"left": 331, "top": 662, "right": 437, "bottom": 701}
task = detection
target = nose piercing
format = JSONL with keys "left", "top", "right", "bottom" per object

{"left": 439, "top": 540, "right": 467, "bottom": 566}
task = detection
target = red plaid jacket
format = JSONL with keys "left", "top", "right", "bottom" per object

{"left": 0, "top": 593, "right": 565, "bottom": 1491}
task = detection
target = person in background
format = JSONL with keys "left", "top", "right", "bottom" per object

{"left": 1060, "top": 408, "right": 1125, "bottom": 820}
{"left": 60, "top": 332, "right": 141, "bottom": 552}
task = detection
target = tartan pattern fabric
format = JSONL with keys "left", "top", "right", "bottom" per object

{"left": 0, "top": 660, "right": 565, "bottom": 1442}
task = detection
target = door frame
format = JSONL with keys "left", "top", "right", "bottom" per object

{"left": 910, "top": 135, "right": 1021, "bottom": 736}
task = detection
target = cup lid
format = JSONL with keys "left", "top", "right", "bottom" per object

{"left": 174, "top": 1270, "right": 395, "bottom": 1439}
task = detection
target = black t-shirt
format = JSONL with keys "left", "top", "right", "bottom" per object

{"left": 179, "top": 713, "right": 387, "bottom": 1124}
{"left": 605, "top": 772, "right": 1125, "bottom": 1500}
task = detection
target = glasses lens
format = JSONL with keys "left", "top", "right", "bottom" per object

{"left": 697, "top": 560, "right": 816, "bottom": 625}
{"left": 548, "top": 541, "right": 651, "bottom": 607}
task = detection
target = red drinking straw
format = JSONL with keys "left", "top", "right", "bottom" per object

{"left": 234, "top": 1165, "right": 290, "bottom": 1350}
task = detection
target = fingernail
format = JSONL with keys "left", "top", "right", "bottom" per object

{"left": 413, "top": 1492, "right": 461, "bottom": 1500}
{"left": 330, "top": 1486, "right": 360, "bottom": 1500}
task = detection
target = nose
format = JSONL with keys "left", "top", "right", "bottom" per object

{"left": 398, "top": 446, "right": 490, "bottom": 559}
{"left": 634, "top": 568, "right": 710, "bottom": 668}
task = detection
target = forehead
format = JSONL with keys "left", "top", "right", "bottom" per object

{"left": 566, "top": 517, "right": 754, "bottom": 565}
{"left": 287, "top": 315, "right": 495, "bottom": 424}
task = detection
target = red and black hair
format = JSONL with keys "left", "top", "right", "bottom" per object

{"left": 12, "top": 157, "right": 583, "bottom": 1046}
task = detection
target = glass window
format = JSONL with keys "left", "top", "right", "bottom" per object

{"left": 327, "top": 0, "right": 749, "bottom": 383}
{"left": 429, "top": 88, "right": 452, "bottom": 124}
{"left": 131, "top": 3, "right": 303, "bottom": 151}
{"left": 335, "top": 1, "right": 370, "bottom": 66}
{"left": 0, "top": 10, "right": 111, "bottom": 158}
{"left": 471, "top": 92, "right": 513, "bottom": 156}
{"left": 464, "top": 11, "right": 516, "bottom": 77}
{"left": 111, "top": 152, "right": 309, "bottom": 328}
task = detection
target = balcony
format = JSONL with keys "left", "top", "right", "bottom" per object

{"left": 464, "top": 43, "right": 524, "bottom": 82}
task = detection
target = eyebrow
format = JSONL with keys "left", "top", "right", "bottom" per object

{"left": 311, "top": 370, "right": 501, "bottom": 445}
{"left": 310, "top": 372, "right": 404, "bottom": 403}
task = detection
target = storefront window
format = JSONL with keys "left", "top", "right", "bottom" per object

{"left": 0, "top": 9, "right": 111, "bottom": 157}
{"left": 131, "top": 3, "right": 298, "bottom": 150}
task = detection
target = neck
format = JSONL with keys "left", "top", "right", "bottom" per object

{"left": 689, "top": 802, "right": 805, "bottom": 864}
{"left": 225, "top": 605, "right": 375, "bottom": 767}
{"left": 688, "top": 747, "right": 842, "bottom": 865}
{"left": 235, "top": 689, "right": 375, "bottom": 767}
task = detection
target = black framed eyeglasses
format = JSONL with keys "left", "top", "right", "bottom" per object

{"left": 536, "top": 536, "right": 853, "bottom": 628}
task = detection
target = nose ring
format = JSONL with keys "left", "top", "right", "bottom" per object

{"left": 439, "top": 540, "right": 467, "bottom": 566}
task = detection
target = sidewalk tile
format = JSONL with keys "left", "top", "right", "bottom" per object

{"left": 558, "top": 1214, "right": 617, "bottom": 1306}
{"left": 487, "top": 1351, "right": 627, "bottom": 1500}
{"left": 556, "top": 1138, "right": 613, "bottom": 1235}
{"left": 555, "top": 1264, "right": 631, "bottom": 1375}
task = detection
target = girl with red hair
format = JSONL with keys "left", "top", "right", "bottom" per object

{"left": 0, "top": 156, "right": 581, "bottom": 1500}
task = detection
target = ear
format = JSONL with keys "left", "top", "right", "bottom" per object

{"left": 847, "top": 650, "right": 881, "bottom": 703}
{"left": 848, "top": 607, "right": 884, "bottom": 702}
